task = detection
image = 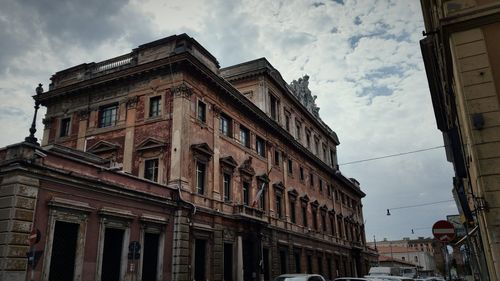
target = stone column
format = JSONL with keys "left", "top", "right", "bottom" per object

{"left": 171, "top": 209, "right": 191, "bottom": 281}
{"left": 236, "top": 235, "right": 243, "bottom": 281}
{"left": 0, "top": 174, "right": 39, "bottom": 281}
{"left": 123, "top": 96, "right": 138, "bottom": 173}
{"left": 169, "top": 83, "right": 193, "bottom": 188}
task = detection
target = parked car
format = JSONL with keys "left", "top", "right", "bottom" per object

{"left": 334, "top": 277, "right": 374, "bottom": 281}
{"left": 365, "top": 275, "right": 415, "bottom": 281}
{"left": 274, "top": 274, "right": 327, "bottom": 281}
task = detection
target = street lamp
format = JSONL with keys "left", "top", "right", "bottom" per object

{"left": 25, "top": 84, "right": 43, "bottom": 145}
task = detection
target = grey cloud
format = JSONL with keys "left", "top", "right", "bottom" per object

{"left": 312, "top": 2, "right": 325, "bottom": 7}
{"left": 0, "top": 106, "right": 29, "bottom": 119}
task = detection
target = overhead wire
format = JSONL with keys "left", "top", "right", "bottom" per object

{"left": 339, "top": 145, "right": 445, "bottom": 166}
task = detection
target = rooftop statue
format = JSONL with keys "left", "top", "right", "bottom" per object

{"left": 289, "top": 75, "right": 320, "bottom": 118}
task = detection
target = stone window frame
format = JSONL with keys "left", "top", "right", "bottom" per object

{"left": 220, "top": 156, "right": 237, "bottom": 203}
{"left": 98, "top": 102, "right": 119, "bottom": 128}
{"left": 95, "top": 207, "right": 135, "bottom": 281}
{"left": 300, "top": 195, "right": 310, "bottom": 228}
{"left": 295, "top": 119, "right": 302, "bottom": 141}
{"left": 190, "top": 229, "right": 213, "bottom": 281}
{"left": 273, "top": 148, "right": 281, "bottom": 167}
{"left": 42, "top": 197, "right": 94, "bottom": 281}
{"left": 191, "top": 143, "right": 214, "bottom": 196}
{"left": 255, "top": 135, "right": 266, "bottom": 158}
{"left": 58, "top": 116, "right": 72, "bottom": 138}
{"left": 310, "top": 200, "right": 319, "bottom": 231}
{"left": 197, "top": 99, "right": 207, "bottom": 123}
{"left": 138, "top": 214, "right": 168, "bottom": 281}
{"left": 320, "top": 205, "right": 328, "bottom": 233}
{"left": 143, "top": 158, "right": 159, "bottom": 182}
{"left": 328, "top": 210, "right": 336, "bottom": 236}
{"left": 146, "top": 94, "right": 163, "bottom": 119}
{"left": 284, "top": 110, "right": 291, "bottom": 132}
{"left": 273, "top": 182, "right": 285, "bottom": 219}
{"left": 239, "top": 125, "right": 251, "bottom": 148}
{"left": 288, "top": 189, "right": 299, "bottom": 224}
{"left": 269, "top": 91, "right": 280, "bottom": 122}
{"left": 137, "top": 138, "right": 167, "bottom": 184}
{"left": 219, "top": 112, "right": 233, "bottom": 137}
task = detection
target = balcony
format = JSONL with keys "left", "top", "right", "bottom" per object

{"left": 234, "top": 204, "right": 267, "bottom": 223}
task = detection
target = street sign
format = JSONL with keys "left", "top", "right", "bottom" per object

{"left": 432, "top": 220, "right": 456, "bottom": 243}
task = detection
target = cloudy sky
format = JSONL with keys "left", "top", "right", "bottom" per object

{"left": 0, "top": 0, "right": 457, "bottom": 240}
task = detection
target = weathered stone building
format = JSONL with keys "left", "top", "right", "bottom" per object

{"left": 0, "top": 34, "right": 376, "bottom": 281}
{"left": 420, "top": 1, "right": 500, "bottom": 280}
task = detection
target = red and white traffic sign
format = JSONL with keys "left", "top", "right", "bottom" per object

{"left": 432, "top": 220, "right": 456, "bottom": 243}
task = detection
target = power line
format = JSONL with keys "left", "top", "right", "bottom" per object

{"left": 390, "top": 199, "right": 455, "bottom": 211}
{"left": 340, "top": 145, "right": 445, "bottom": 166}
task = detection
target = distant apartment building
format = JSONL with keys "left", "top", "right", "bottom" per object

{"left": 420, "top": 1, "right": 500, "bottom": 280}
{"left": 0, "top": 34, "right": 377, "bottom": 281}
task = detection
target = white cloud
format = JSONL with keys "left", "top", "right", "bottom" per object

{"left": 0, "top": 0, "right": 455, "bottom": 240}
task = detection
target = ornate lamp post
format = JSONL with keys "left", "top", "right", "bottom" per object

{"left": 25, "top": 83, "right": 43, "bottom": 145}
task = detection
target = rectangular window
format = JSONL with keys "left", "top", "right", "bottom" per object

{"left": 307, "top": 255, "right": 313, "bottom": 274}
{"left": 312, "top": 210, "right": 318, "bottom": 230}
{"left": 330, "top": 149, "right": 337, "bottom": 167}
{"left": 59, "top": 118, "right": 71, "bottom": 137}
{"left": 310, "top": 173, "right": 314, "bottom": 187}
{"left": 279, "top": 249, "right": 288, "bottom": 274}
{"left": 285, "top": 114, "right": 290, "bottom": 132}
{"left": 48, "top": 221, "right": 79, "bottom": 281}
{"left": 270, "top": 94, "right": 279, "bottom": 121}
{"left": 322, "top": 214, "right": 327, "bottom": 232}
{"left": 223, "top": 173, "right": 231, "bottom": 202}
{"left": 144, "top": 158, "right": 159, "bottom": 182}
{"left": 240, "top": 126, "right": 250, "bottom": 148}
{"left": 294, "top": 251, "right": 301, "bottom": 273}
{"left": 242, "top": 182, "right": 250, "bottom": 206}
{"left": 197, "top": 100, "right": 206, "bottom": 122}
{"left": 319, "top": 179, "right": 323, "bottom": 192}
{"left": 149, "top": 96, "right": 161, "bottom": 117}
{"left": 330, "top": 216, "right": 335, "bottom": 236}
{"left": 256, "top": 136, "right": 266, "bottom": 157}
{"left": 142, "top": 232, "right": 160, "bottom": 281}
{"left": 327, "top": 185, "right": 331, "bottom": 197}
{"left": 317, "top": 256, "right": 323, "bottom": 276}
{"left": 99, "top": 103, "right": 118, "bottom": 128}
{"left": 302, "top": 205, "right": 308, "bottom": 227}
{"left": 194, "top": 239, "right": 207, "bottom": 281}
{"left": 220, "top": 113, "right": 232, "bottom": 137}
{"left": 196, "top": 162, "right": 206, "bottom": 195}
{"left": 274, "top": 150, "right": 280, "bottom": 166}
{"left": 323, "top": 144, "right": 327, "bottom": 161}
{"left": 306, "top": 131, "right": 311, "bottom": 149}
{"left": 314, "top": 138, "right": 319, "bottom": 155}
{"left": 276, "top": 194, "right": 282, "bottom": 219}
{"left": 224, "top": 243, "right": 233, "bottom": 281}
{"left": 290, "top": 200, "right": 296, "bottom": 223}
{"left": 101, "top": 228, "right": 124, "bottom": 281}
{"left": 295, "top": 121, "right": 301, "bottom": 141}
{"left": 288, "top": 159, "right": 293, "bottom": 175}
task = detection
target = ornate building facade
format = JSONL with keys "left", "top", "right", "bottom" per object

{"left": 420, "top": 1, "right": 500, "bottom": 280}
{"left": 0, "top": 34, "right": 376, "bottom": 281}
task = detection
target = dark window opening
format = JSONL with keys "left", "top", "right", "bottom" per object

{"left": 310, "top": 173, "right": 314, "bottom": 187}
{"left": 276, "top": 194, "right": 282, "bottom": 219}
{"left": 294, "top": 251, "right": 301, "bottom": 273}
{"left": 288, "top": 159, "right": 293, "bottom": 175}
{"left": 300, "top": 167, "right": 304, "bottom": 181}
{"left": 307, "top": 255, "right": 313, "bottom": 273}
{"left": 312, "top": 210, "right": 318, "bottom": 230}
{"left": 197, "top": 101, "right": 206, "bottom": 122}
{"left": 48, "top": 221, "right": 78, "bottom": 281}
{"left": 290, "top": 201, "right": 296, "bottom": 223}
{"left": 274, "top": 150, "right": 280, "bottom": 166}
{"left": 263, "top": 248, "right": 270, "bottom": 281}
{"left": 149, "top": 96, "right": 161, "bottom": 117}
{"left": 256, "top": 136, "right": 266, "bottom": 157}
{"left": 59, "top": 118, "right": 71, "bottom": 137}
{"left": 285, "top": 114, "right": 290, "bottom": 132}
{"left": 194, "top": 239, "right": 206, "bottom": 281}
{"left": 302, "top": 206, "right": 308, "bottom": 227}
{"left": 224, "top": 243, "right": 233, "bottom": 281}
{"left": 220, "top": 113, "right": 232, "bottom": 137}
{"left": 270, "top": 94, "right": 279, "bottom": 121}
{"left": 327, "top": 257, "right": 333, "bottom": 280}
{"left": 243, "top": 181, "right": 250, "bottom": 206}
{"left": 196, "top": 161, "right": 206, "bottom": 195}
{"left": 142, "top": 232, "right": 159, "bottom": 281}
{"left": 322, "top": 214, "right": 327, "bottom": 232}
{"left": 101, "top": 228, "right": 124, "bottom": 281}
{"left": 317, "top": 256, "right": 323, "bottom": 276}
{"left": 240, "top": 126, "right": 250, "bottom": 147}
{"left": 99, "top": 104, "right": 118, "bottom": 128}
{"left": 319, "top": 179, "right": 323, "bottom": 192}
{"left": 223, "top": 173, "right": 231, "bottom": 202}
{"left": 279, "top": 249, "right": 288, "bottom": 274}
{"left": 144, "top": 158, "right": 159, "bottom": 182}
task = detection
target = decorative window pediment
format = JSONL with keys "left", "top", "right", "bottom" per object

{"left": 220, "top": 156, "right": 238, "bottom": 171}
{"left": 191, "top": 143, "right": 214, "bottom": 161}
{"left": 137, "top": 138, "right": 166, "bottom": 152}
{"left": 320, "top": 204, "right": 328, "bottom": 214}
{"left": 239, "top": 156, "right": 255, "bottom": 177}
{"left": 257, "top": 173, "right": 270, "bottom": 184}
{"left": 311, "top": 200, "right": 320, "bottom": 210}
{"left": 273, "top": 181, "right": 285, "bottom": 191}
{"left": 300, "top": 194, "right": 310, "bottom": 203}
{"left": 288, "top": 188, "right": 299, "bottom": 199}
{"left": 87, "top": 140, "right": 120, "bottom": 154}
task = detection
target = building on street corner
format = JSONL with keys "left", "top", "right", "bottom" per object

{"left": 0, "top": 34, "right": 377, "bottom": 281}
{"left": 420, "top": 1, "right": 500, "bottom": 280}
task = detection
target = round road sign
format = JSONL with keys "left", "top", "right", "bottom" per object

{"left": 432, "top": 220, "right": 456, "bottom": 243}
